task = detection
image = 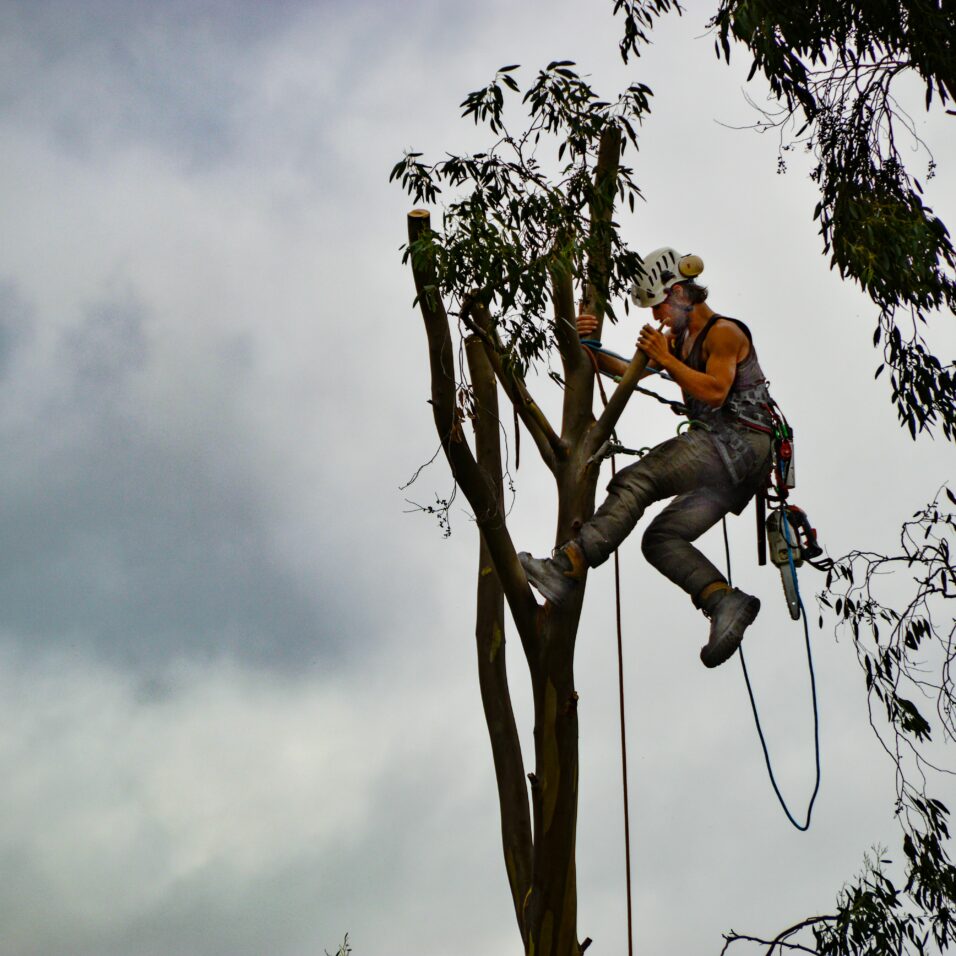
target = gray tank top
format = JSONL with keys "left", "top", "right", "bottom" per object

{"left": 677, "top": 315, "right": 773, "bottom": 483}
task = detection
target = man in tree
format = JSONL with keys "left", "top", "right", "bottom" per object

{"left": 519, "top": 247, "right": 776, "bottom": 666}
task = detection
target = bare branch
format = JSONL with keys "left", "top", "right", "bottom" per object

{"left": 720, "top": 915, "right": 833, "bottom": 955}
{"left": 550, "top": 264, "right": 582, "bottom": 377}
{"left": 587, "top": 347, "right": 650, "bottom": 455}
{"left": 556, "top": 126, "right": 623, "bottom": 447}
{"left": 467, "top": 334, "right": 534, "bottom": 935}
{"left": 720, "top": 932, "right": 820, "bottom": 955}
{"left": 584, "top": 125, "right": 622, "bottom": 333}
{"left": 467, "top": 299, "right": 566, "bottom": 469}
{"left": 408, "top": 209, "right": 540, "bottom": 639}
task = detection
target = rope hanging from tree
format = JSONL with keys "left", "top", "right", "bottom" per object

{"left": 583, "top": 343, "right": 636, "bottom": 956}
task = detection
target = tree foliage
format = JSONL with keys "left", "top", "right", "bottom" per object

{"left": 617, "top": 1, "right": 956, "bottom": 441}
{"left": 724, "top": 489, "right": 956, "bottom": 954}
{"left": 714, "top": 1, "right": 956, "bottom": 441}
{"left": 392, "top": 62, "right": 651, "bottom": 376}
{"left": 325, "top": 935, "right": 351, "bottom": 956}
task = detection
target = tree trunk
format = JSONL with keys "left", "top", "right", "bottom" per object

{"left": 526, "top": 610, "right": 585, "bottom": 956}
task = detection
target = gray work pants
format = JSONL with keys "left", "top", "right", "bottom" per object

{"left": 578, "top": 427, "right": 772, "bottom": 604}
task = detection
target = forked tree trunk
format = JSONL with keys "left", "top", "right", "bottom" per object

{"left": 404, "top": 127, "right": 647, "bottom": 956}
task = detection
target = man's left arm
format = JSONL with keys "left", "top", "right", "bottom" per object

{"left": 638, "top": 323, "right": 744, "bottom": 408}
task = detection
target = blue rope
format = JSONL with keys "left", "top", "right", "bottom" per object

{"left": 579, "top": 339, "right": 685, "bottom": 413}
{"left": 722, "top": 515, "right": 822, "bottom": 831}
{"left": 580, "top": 340, "right": 660, "bottom": 370}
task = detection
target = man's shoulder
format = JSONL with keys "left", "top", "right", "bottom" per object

{"left": 700, "top": 317, "right": 753, "bottom": 364}
{"left": 708, "top": 316, "right": 751, "bottom": 346}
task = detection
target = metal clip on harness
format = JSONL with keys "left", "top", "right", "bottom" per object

{"left": 587, "top": 439, "right": 650, "bottom": 466}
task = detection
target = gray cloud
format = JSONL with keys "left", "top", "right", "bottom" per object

{"left": 0, "top": 282, "right": 352, "bottom": 672}
{"left": 0, "top": 1, "right": 952, "bottom": 955}
{"left": 0, "top": 1, "right": 322, "bottom": 163}
{"left": 0, "top": 282, "right": 33, "bottom": 373}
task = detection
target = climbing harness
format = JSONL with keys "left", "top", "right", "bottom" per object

{"left": 587, "top": 438, "right": 650, "bottom": 466}
{"left": 758, "top": 403, "right": 830, "bottom": 618}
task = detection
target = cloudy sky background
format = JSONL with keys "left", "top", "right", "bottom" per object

{"left": 1, "top": 1, "right": 953, "bottom": 954}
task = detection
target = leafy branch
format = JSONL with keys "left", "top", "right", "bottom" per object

{"left": 708, "top": 1, "right": 956, "bottom": 442}
{"left": 391, "top": 62, "right": 653, "bottom": 377}
{"left": 614, "top": 0, "right": 685, "bottom": 63}
{"left": 725, "top": 488, "right": 956, "bottom": 954}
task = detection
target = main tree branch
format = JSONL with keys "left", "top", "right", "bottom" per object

{"left": 407, "top": 209, "right": 540, "bottom": 644}
{"left": 554, "top": 127, "right": 622, "bottom": 448}
{"left": 586, "top": 348, "right": 650, "bottom": 456}
{"left": 584, "top": 125, "right": 621, "bottom": 337}
{"left": 551, "top": 263, "right": 596, "bottom": 448}
{"left": 466, "top": 334, "right": 534, "bottom": 938}
{"left": 551, "top": 259, "right": 584, "bottom": 378}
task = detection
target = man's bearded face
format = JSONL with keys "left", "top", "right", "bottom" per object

{"left": 656, "top": 283, "right": 692, "bottom": 333}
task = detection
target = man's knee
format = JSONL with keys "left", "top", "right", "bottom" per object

{"left": 641, "top": 505, "right": 700, "bottom": 566}
{"left": 606, "top": 461, "right": 656, "bottom": 511}
{"left": 640, "top": 519, "right": 670, "bottom": 566}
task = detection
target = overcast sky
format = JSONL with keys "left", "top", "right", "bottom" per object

{"left": 1, "top": 1, "right": 954, "bottom": 954}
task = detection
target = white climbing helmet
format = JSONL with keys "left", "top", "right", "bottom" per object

{"left": 631, "top": 247, "right": 705, "bottom": 308}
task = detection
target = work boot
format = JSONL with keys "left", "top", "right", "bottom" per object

{"left": 699, "top": 587, "right": 760, "bottom": 668}
{"left": 518, "top": 541, "right": 587, "bottom": 607}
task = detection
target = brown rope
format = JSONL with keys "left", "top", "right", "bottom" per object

{"left": 583, "top": 344, "right": 635, "bottom": 956}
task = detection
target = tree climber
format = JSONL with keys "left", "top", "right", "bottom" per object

{"left": 519, "top": 248, "right": 776, "bottom": 667}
